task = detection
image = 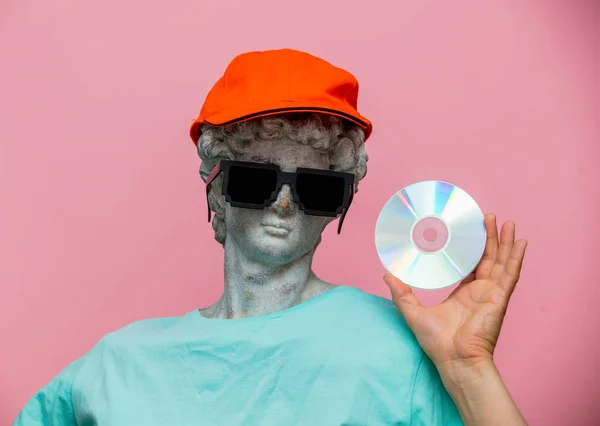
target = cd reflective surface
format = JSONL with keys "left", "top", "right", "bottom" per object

{"left": 375, "top": 180, "right": 486, "bottom": 290}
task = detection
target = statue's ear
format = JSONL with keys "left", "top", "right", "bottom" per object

{"left": 199, "top": 164, "right": 210, "bottom": 182}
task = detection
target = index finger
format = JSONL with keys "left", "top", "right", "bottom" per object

{"left": 476, "top": 213, "right": 499, "bottom": 279}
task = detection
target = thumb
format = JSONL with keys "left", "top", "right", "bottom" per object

{"left": 383, "top": 273, "right": 423, "bottom": 330}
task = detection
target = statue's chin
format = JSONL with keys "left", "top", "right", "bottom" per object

{"left": 238, "top": 239, "right": 317, "bottom": 267}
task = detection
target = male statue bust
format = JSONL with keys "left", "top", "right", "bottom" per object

{"left": 196, "top": 112, "right": 367, "bottom": 318}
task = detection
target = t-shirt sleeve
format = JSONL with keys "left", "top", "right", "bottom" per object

{"left": 12, "top": 358, "right": 84, "bottom": 426}
{"left": 410, "top": 352, "right": 464, "bottom": 426}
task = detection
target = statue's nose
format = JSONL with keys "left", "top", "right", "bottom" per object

{"left": 270, "top": 185, "right": 296, "bottom": 216}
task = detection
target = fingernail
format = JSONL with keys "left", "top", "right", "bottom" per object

{"left": 395, "top": 286, "right": 407, "bottom": 297}
{"left": 384, "top": 274, "right": 407, "bottom": 297}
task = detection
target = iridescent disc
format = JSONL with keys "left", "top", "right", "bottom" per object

{"left": 375, "top": 180, "right": 486, "bottom": 290}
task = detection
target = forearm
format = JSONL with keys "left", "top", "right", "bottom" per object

{"left": 438, "top": 360, "right": 527, "bottom": 426}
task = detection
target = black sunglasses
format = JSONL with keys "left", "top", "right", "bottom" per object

{"left": 205, "top": 160, "right": 355, "bottom": 234}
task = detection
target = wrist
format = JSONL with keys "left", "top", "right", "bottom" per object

{"left": 435, "top": 359, "right": 527, "bottom": 426}
{"left": 436, "top": 357, "right": 496, "bottom": 391}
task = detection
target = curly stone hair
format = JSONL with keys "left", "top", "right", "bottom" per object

{"left": 196, "top": 113, "right": 369, "bottom": 244}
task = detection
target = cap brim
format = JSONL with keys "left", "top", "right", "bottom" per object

{"left": 190, "top": 102, "right": 372, "bottom": 144}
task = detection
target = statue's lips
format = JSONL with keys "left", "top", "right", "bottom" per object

{"left": 261, "top": 223, "right": 292, "bottom": 236}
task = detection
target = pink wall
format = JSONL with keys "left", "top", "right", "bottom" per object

{"left": 1, "top": 0, "right": 598, "bottom": 424}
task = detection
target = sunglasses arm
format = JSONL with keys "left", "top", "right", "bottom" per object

{"left": 205, "top": 162, "right": 222, "bottom": 223}
{"left": 337, "top": 183, "right": 355, "bottom": 234}
{"left": 337, "top": 211, "right": 347, "bottom": 234}
{"left": 206, "top": 185, "right": 212, "bottom": 223}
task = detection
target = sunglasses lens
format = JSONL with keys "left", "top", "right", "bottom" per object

{"left": 227, "top": 165, "right": 278, "bottom": 205}
{"left": 296, "top": 173, "right": 347, "bottom": 213}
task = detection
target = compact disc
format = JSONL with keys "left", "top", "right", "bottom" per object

{"left": 375, "top": 180, "right": 486, "bottom": 290}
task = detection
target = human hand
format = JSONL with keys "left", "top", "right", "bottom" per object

{"left": 384, "top": 214, "right": 527, "bottom": 375}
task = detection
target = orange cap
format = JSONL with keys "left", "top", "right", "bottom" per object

{"left": 189, "top": 49, "right": 372, "bottom": 144}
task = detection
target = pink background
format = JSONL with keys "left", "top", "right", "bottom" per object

{"left": 1, "top": 0, "right": 598, "bottom": 424}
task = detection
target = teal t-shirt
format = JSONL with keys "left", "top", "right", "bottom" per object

{"left": 14, "top": 286, "right": 463, "bottom": 425}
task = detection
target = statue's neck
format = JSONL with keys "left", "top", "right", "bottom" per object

{"left": 200, "top": 238, "right": 333, "bottom": 319}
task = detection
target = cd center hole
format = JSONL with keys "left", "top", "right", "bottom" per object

{"left": 423, "top": 228, "right": 438, "bottom": 242}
